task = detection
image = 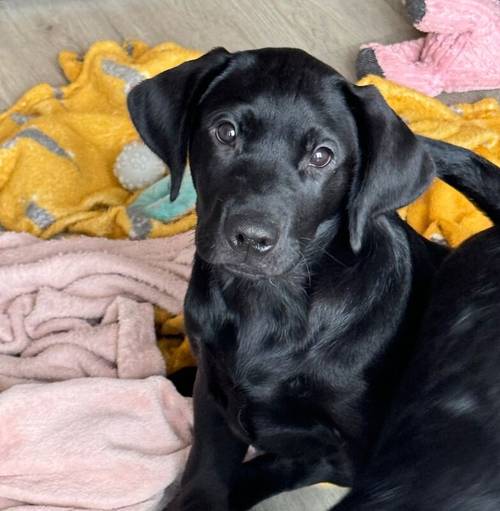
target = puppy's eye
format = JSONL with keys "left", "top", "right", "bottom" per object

{"left": 309, "top": 147, "right": 333, "bottom": 168}
{"left": 215, "top": 122, "right": 237, "bottom": 144}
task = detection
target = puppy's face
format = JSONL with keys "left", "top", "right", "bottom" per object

{"left": 128, "top": 48, "right": 435, "bottom": 278}
{"left": 189, "top": 52, "right": 357, "bottom": 277}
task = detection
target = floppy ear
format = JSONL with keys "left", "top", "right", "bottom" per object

{"left": 345, "top": 83, "right": 435, "bottom": 252}
{"left": 127, "top": 48, "right": 231, "bottom": 201}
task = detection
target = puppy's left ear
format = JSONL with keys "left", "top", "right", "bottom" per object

{"left": 127, "top": 48, "right": 231, "bottom": 201}
{"left": 345, "top": 83, "right": 435, "bottom": 252}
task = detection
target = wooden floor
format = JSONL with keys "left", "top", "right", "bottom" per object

{"left": 0, "top": 0, "right": 497, "bottom": 509}
{"left": 0, "top": 0, "right": 420, "bottom": 110}
{"left": 1, "top": 0, "right": 497, "bottom": 111}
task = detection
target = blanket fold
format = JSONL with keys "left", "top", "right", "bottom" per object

{"left": 0, "top": 231, "right": 195, "bottom": 390}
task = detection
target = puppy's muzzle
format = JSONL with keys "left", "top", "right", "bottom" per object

{"left": 224, "top": 214, "right": 279, "bottom": 256}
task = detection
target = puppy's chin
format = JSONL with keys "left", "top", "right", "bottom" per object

{"left": 196, "top": 249, "right": 303, "bottom": 280}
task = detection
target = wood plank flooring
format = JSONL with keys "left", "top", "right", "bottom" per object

{"left": 0, "top": 0, "right": 420, "bottom": 109}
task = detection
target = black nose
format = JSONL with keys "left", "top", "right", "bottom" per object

{"left": 224, "top": 214, "right": 279, "bottom": 255}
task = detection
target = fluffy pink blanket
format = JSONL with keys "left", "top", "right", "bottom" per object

{"left": 0, "top": 377, "right": 192, "bottom": 511}
{"left": 0, "top": 231, "right": 194, "bottom": 388}
{"left": 0, "top": 231, "right": 196, "bottom": 510}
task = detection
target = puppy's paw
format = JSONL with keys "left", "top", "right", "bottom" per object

{"left": 165, "top": 491, "right": 227, "bottom": 511}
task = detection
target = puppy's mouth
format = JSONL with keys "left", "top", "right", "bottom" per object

{"left": 223, "top": 264, "right": 270, "bottom": 279}
{"left": 195, "top": 245, "right": 302, "bottom": 279}
{"left": 218, "top": 259, "right": 304, "bottom": 280}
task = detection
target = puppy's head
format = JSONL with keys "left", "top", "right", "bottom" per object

{"left": 128, "top": 48, "right": 434, "bottom": 278}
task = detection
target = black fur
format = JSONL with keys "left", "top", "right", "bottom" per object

{"left": 127, "top": 48, "right": 500, "bottom": 510}
{"left": 333, "top": 141, "right": 500, "bottom": 511}
{"left": 334, "top": 225, "right": 500, "bottom": 511}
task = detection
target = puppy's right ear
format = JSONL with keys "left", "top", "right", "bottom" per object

{"left": 127, "top": 48, "right": 231, "bottom": 201}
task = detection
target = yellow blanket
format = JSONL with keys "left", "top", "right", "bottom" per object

{"left": 359, "top": 76, "right": 500, "bottom": 247}
{"left": 0, "top": 40, "right": 201, "bottom": 239}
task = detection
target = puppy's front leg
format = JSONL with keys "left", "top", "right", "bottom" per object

{"left": 229, "top": 452, "right": 352, "bottom": 511}
{"left": 166, "top": 366, "right": 248, "bottom": 511}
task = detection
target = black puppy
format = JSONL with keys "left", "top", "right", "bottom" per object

{"left": 127, "top": 48, "right": 497, "bottom": 510}
{"left": 334, "top": 171, "right": 500, "bottom": 510}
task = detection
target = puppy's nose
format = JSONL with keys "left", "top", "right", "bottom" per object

{"left": 224, "top": 215, "right": 279, "bottom": 255}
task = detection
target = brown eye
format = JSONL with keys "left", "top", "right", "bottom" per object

{"left": 215, "top": 122, "right": 237, "bottom": 144}
{"left": 309, "top": 147, "right": 333, "bottom": 168}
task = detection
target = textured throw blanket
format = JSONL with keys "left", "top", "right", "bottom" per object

{"left": 0, "top": 231, "right": 194, "bottom": 388}
{"left": 0, "top": 231, "right": 197, "bottom": 510}
{"left": 0, "top": 40, "right": 200, "bottom": 240}
{"left": 0, "top": 376, "right": 192, "bottom": 511}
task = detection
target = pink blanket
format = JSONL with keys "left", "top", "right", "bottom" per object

{"left": 0, "top": 232, "right": 196, "bottom": 510}
{"left": 0, "top": 376, "right": 192, "bottom": 511}
{"left": 0, "top": 231, "right": 194, "bottom": 388}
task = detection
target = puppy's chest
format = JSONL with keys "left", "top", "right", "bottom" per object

{"left": 192, "top": 279, "right": 347, "bottom": 453}
{"left": 203, "top": 337, "right": 338, "bottom": 455}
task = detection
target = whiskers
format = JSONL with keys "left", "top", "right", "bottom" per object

{"left": 300, "top": 235, "right": 348, "bottom": 269}
{"left": 289, "top": 247, "right": 312, "bottom": 289}
{"left": 320, "top": 248, "right": 348, "bottom": 268}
